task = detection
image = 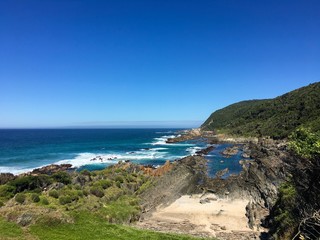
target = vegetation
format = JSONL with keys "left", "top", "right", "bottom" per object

{"left": 201, "top": 82, "right": 320, "bottom": 138}
{"left": 14, "top": 193, "right": 26, "bottom": 204}
{"left": 288, "top": 127, "right": 320, "bottom": 158}
{"left": 270, "top": 181, "right": 299, "bottom": 238}
{"left": 31, "top": 193, "right": 40, "bottom": 203}
{"left": 269, "top": 127, "right": 320, "bottom": 239}
{"left": 0, "top": 212, "right": 209, "bottom": 240}
{"left": 0, "top": 162, "right": 214, "bottom": 240}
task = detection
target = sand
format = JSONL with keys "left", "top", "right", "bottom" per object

{"left": 137, "top": 194, "right": 263, "bottom": 239}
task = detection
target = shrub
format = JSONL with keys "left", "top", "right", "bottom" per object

{"left": 48, "top": 190, "right": 59, "bottom": 199}
{"left": 31, "top": 193, "right": 40, "bottom": 203}
{"left": 51, "top": 172, "right": 71, "bottom": 185}
{"left": 15, "top": 193, "right": 26, "bottom": 204}
{"left": 90, "top": 187, "right": 104, "bottom": 198}
{"left": 0, "top": 184, "right": 15, "bottom": 198}
{"left": 115, "top": 176, "right": 124, "bottom": 183}
{"left": 82, "top": 189, "right": 89, "bottom": 196}
{"left": 99, "top": 179, "right": 112, "bottom": 189}
{"left": 9, "top": 175, "right": 52, "bottom": 193}
{"left": 63, "top": 190, "right": 79, "bottom": 201}
{"left": 59, "top": 196, "right": 72, "bottom": 205}
{"left": 77, "top": 190, "right": 83, "bottom": 197}
{"left": 80, "top": 169, "right": 91, "bottom": 176}
{"left": 41, "top": 197, "right": 49, "bottom": 205}
{"left": 289, "top": 127, "right": 320, "bottom": 159}
{"left": 0, "top": 201, "right": 4, "bottom": 207}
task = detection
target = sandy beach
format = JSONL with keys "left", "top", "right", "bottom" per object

{"left": 138, "top": 194, "right": 263, "bottom": 239}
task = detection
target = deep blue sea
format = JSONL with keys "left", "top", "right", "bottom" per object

{"left": 0, "top": 129, "right": 244, "bottom": 177}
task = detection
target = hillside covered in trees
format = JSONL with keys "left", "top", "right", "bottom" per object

{"left": 201, "top": 82, "right": 320, "bottom": 138}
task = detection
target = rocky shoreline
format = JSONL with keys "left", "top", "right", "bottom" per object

{"left": 0, "top": 129, "right": 297, "bottom": 240}
{"left": 145, "top": 129, "right": 294, "bottom": 239}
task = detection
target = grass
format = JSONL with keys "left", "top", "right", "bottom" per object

{"left": 0, "top": 212, "right": 211, "bottom": 240}
{"left": 0, "top": 217, "right": 24, "bottom": 240}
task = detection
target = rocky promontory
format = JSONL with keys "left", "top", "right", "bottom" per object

{"left": 166, "top": 128, "right": 202, "bottom": 143}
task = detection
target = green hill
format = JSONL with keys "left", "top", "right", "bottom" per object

{"left": 201, "top": 82, "right": 320, "bottom": 138}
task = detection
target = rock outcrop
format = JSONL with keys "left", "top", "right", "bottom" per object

{"left": 0, "top": 173, "right": 16, "bottom": 184}
{"left": 140, "top": 155, "right": 207, "bottom": 216}
{"left": 166, "top": 128, "right": 202, "bottom": 143}
{"left": 27, "top": 164, "right": 73, "bottom": 175}
{"left": 203, "top": 138, "right": 291, "bottom": 232}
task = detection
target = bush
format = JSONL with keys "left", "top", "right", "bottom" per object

{"left": 115, "top": 176, "right": 124, "bottom": 183}
{"left": 15, "top": 193, "right": 26, "bottom": 204}
{"left": 63, "top": 190, "right": 79, "bottom": 201}
{"left": 59, "top": 196, "right": 72, "bottom": 205}
{"left": 51, "top": 172, "right": 71, "bottom": 185}
{"left": 99, "top": 179, "right": 112, "bottom": 189}
{"left": 41, "top": 197, "right": 49, "bottom": 205}
{"left": 80, "top": 169, "right": 91, "bottom": 176}
{"left": 77, "top": 190, "right": 83, "bottom": 197}
{"left": 90, "top": 187, "right": 104, "bottom": 198}
{"left": 9, "top": 175, "right": 52, "bottom": 193}
{"left": 289, "top": 127, "right": 320, "bottom": 159}
{"left": 0, "top": 184, "right": 15, "bottom": 198}
{"left": 82, "top": 189, "right": 89, "bottom": 196}
{"left": 31, "top": 193, "right": 40, "bottom": 203}
{"left": 48, "top": 190, "right": 59, "bottom": 199}
{"left": 0, "top": 201, "right": 4, "bottom": 207}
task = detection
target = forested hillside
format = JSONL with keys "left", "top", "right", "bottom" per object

{"left": 201, "top": 82, "right": 320, "bottom": 138}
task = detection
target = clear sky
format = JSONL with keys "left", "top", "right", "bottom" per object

{"left": 0, "top": 0, "right": 319, "bottom": 128}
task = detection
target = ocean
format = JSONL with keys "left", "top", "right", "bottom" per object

{"left": 0, "top": 129, "right": 244, "bottom": 177}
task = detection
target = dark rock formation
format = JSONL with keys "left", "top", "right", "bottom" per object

{"left": 203, "top": 138, "right": 291, "bottom": 231}
{"left": 0, "top": 173, "right": 16, "bottom": 185}
{"left": 195, "top": 145, "right": 215, "bottom": 156}
{"left": 215, "top": 168, "right": 229, "bottom": 179}
{"left": 28, "top": 164, "right": 73, "bottom": 175}
{"left": 221, "top": 145, "right": 240, "bottom": 157}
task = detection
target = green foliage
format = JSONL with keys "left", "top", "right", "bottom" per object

{"left": 289, "top": 127, "right": 320, "bottom": 159}
{"left": 51, "top": 171, "right": 72, "bottom": 185}
{"left": 41, "top": 197, "right": 49, "bottom": 205}
{"left": 0, "top": 184, "right": 15, "bottom": 199}
{"left": 202, "top": 82, "right": 320, "bottom": 138}
{"left": 100, "top": 196, "right": 140, "bottom": 223}
{"left": 15, "top": 193, "right": 26, "bottom": 204}
{"left": 60, "top": 189, "right": 80, "bottom": 201}
{"left": 104, "top": 186, "right": 123, "bottom": 201}
{"left": 80, "top": 169, "right": 91, "bottom": 176}
{"left": 0, "top": 200, "right": 4, "bottom": 207}
{"left": 49, "top": 189, "right": 59, "bottom": 198}
{"left": 271, "top": 181, "right": 299, "bottom": 238}
{"left": 31, "top": 193, "right": 40, "bottom": 203}
{"left": 0, "top": 217, "right": 24, "bottom": 238}
{"left": 90, "top": 186, "right": 105, "bottom": 198}
{"left": 137, "top": 179, "right": 153, "bottom": 194}
{"left": 9, "top": 175, "right": 52, "bottom": 193}
{"left": 99, "top": 179, "right": 113, "bottom": 189}
{"left": 59, "top": 195, "right": 72, "bottom": 205}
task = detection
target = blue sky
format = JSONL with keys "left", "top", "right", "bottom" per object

{"left": 0, "top": 0, "right": 319, "bottom": 128}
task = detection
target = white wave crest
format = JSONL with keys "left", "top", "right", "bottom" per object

{"left": 0, "top": 166, "right": 40, "bottom": 175}
{"left": 186, "top": 146, "right": 203, "bottom": 155}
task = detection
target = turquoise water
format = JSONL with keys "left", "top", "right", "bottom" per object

{"left": 0, "top": 129, "right": 245, "bottom": 177}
